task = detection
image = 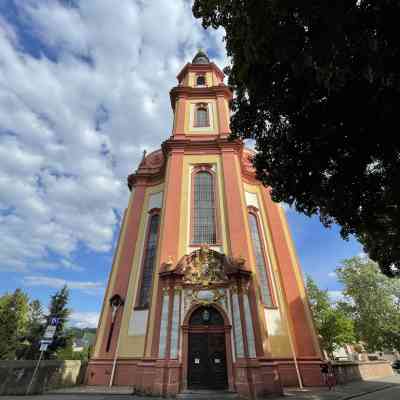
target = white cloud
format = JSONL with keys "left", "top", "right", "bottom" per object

{"left": 22, "top": 275, "right": 104, "bottom": 295}
{"left": 328, "top": 271, "right": 336, "bottom": 278}
{"left": 70, "top": 311, "right": 100, "bottom": 329}
{"left": 0, "top": 0, "right": 227, "bottom": 272}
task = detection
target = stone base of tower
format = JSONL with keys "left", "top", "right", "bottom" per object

{"left": 86, "top": 357, "right": 324, "bottom": 398}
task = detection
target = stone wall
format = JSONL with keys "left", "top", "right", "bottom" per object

{"left": 333, "top": 360, "right": 393, "bottom": 384}
{"left": 0, "top": 360, "right": 86, "bottom": 395}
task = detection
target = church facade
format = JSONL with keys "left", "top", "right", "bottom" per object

{"left": 86, "top": 51, "right": 323, "bottom": 398}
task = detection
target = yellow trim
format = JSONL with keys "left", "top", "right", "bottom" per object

{"left": 206, "top": 71, "right": 213, "bottom": 87}
{"left": 277, "top": 205, "right": 322, "bottom": 357}
{"left": 186, "top": 99, "right": 219, "bottom": 135}
{"left": 145, "top": 159, "right": 174, "bottom": 356}
{"left": 242, "top": 183, "right": 292, "bottom": 357}
{"left": 188, "top": 72, "right": 195, "bottom": 87}
{"left": 117, "top": 184, "right": 164, "bottom": 358}
{"left": 180, "top": 155, "right": 228, "bottom": 257}
{"left": 93, "top": 193, "right": 134, "bottom": 357}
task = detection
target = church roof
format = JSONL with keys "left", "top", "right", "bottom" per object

{"left": 192, "top": 49, "right": 210, "bottom": 64}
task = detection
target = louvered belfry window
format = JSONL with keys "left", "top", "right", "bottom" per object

{"left": 138, "top": 213, "right": 160, "bottom": 308}
{"left": 194, "top": 104, "right": 209, "bottom": 127}
{"left": 248, "top": 212, "right": 274, "bottom": 307}
{"left": 192, "top": 171, "right": 217, "bottom": 244}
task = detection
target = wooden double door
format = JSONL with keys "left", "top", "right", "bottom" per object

{"left": 188, "top": 331, "right": 228, "bottom": 389}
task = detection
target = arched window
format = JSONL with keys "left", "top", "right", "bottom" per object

{"left": 196, "top": 75, "right": 206, "bottom": 86}
{"left": 194, "top": 103, "right": 209, "bottom": 127}
{"left": 248, "top": 211, "right": 274, "bottom": 307}
{"left": 137, "top": 211, "right": 160, "bottom": 308}
{"left": 192, "top": 170, "right": 217, "bottom": 244}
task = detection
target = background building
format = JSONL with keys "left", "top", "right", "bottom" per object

{"left": 86, "top": 51, "right": 323, "bottom": 397}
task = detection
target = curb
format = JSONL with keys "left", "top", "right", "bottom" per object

{"left": 338, "top": 383, "right": 396, "bottom": 400}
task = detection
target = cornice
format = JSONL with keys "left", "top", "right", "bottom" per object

{"left": 170, "top": 84, "right": 232, "bottom": 109}
{"left": 176, "top": 62, "right": 224, "bottom": 82}
{"left": 161, "top": 137, "right": 243, "bottom": 156}
{"left": 126, "top": 141, "right": 260, "bottom": 191}
{"left": 127, "top": 149, "right": 166, "bottom": 191}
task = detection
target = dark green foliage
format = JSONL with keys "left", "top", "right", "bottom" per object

{"left": 0, "top": 289, "right": 29, "bottom": 360}
{"left": 45, "top": 285, "right": 71, "bottom": 358}
{"left": 193, "top": 0, "right": 400, "bottom": 276}
{"left": 17, "top": 299, "right": 45, "bottom": 360}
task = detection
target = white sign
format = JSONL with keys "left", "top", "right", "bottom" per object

{"left": 39, "top": 343, "right": 48, "bottom": 352}
{"left": 43, "top": 325, "right": 56, "bottom": 339}
{"left": 194, "top": 358, "right": 200, "bottom": 364}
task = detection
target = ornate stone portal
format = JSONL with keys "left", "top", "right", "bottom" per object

{"left": 86, "top": 51, "right": 323, "bottom": 398}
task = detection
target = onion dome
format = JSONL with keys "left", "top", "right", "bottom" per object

{"left": 192, "top": 49, "right": 210, "bottom": 64}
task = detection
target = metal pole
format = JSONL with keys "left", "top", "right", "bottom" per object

{"left": 26, "top": 350, "right": 44, "bottom": 395}
{"left": 109, "top": 323, "right": 122, "bottom": 387}
{"left": 269, "top": 250, "right": 304, "bottom": 389}
{"left": 286, "top": 320, "right": 304, "bottom": 389}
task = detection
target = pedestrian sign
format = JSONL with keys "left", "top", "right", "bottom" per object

{"left": 50, "top": 317, "right": 60, "bottom": 326}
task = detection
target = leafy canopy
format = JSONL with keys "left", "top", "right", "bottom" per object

{"left": 46, "top": 285, "right": 71, "bottom": 358}
{"left": 0, "top": 289, "right": 29, "bottom": 360}
{"left": 17, "top": 299, "right": 45, "bottom": 360}
{"left": 336, "top": 256, "right": 400, "bottom": 352}
{"left": 193, "top": 0, "right": 400, "bottom": 277}
{"left": 306, "top": 276, "right": 355, "bottom": 357}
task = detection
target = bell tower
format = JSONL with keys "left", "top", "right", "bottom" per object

{"left": 87, "top": 50, "right": 323, "bottom": 398}
{"left": 171, "top": 50, "right": 232, "bottom": 140}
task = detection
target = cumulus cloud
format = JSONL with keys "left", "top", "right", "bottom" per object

{"left": 70, "top": 311, "right": 100, "bottom": 329}
{"left": 22, "top": 275, "right": 104, "bottom": 295}
{"left": 0, "top": 0, "right": 227, "bottom": 272}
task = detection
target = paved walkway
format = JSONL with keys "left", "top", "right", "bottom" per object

{"left": 1, "top": 374, "right": 399, "bottom": 399}
{"left": 274, "top": 374, "right": 400, "bottom": 400}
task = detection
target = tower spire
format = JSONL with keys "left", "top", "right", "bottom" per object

{"left": 192, "top": 48, "right": 210, "bottom": 64}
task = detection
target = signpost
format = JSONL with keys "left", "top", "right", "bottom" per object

{"left": 26, "top": 317, "right": 60, "bottom": 395}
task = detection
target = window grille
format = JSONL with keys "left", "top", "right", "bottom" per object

{"left": 196, "top": 75, "right": 206, "bottom": 86}
{"left": 194, "top": 104, "right": 209, "bottom": 127}
{"left": 138, "top": 213, "right": 160, "bottom": 308}
{"left": 248, "top": 213, "right": 274, "bottom": 307}
{"left": 192, "top": 171, "right": 217, "bottom": 244}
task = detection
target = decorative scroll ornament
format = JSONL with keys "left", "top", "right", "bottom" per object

{"left": 182, "top": 246, "right": 227, "bottom": 286}
{"left": 191, "top": 288, "right": 225, "bottom": 306}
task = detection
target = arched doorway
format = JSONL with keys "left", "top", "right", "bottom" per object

{"left": 187, "top": 306, "right": 228, "bottom": 390}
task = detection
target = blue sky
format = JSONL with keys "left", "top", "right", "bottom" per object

{"left": 0, "top": 0, "right": 362, "bottom": 328}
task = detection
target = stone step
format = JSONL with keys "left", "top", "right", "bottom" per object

{"left": 46, "top": 385, "right": 134, "bottom": 395}
{"left": 177, "top": 390, "right": 240, "bottom": 400}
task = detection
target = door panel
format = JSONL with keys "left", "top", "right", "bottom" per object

{"left": 208, "top": 333, "right": 228, "bottom": 388}
{"left": 188, "top": 333, "right": 208, "bottom": 387}
{"left": 188, "top": 332, "right": 228, "bottom": 389}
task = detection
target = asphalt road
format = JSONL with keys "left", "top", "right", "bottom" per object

{"left": 1, "top": 397, "right": 141, "bottom": 400}
{"left": 354, "top": 384, "right": 400, "bottom": 400}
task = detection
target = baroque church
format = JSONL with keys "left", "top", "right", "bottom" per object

{"left": 86, "top": 51, "right": 323, "bottom": 398}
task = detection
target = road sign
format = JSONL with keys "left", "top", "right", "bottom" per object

{"left": 39, "top": 343, "right": 48, "bottom": 351}
{"left": 50, "top": 317, "right": 60, "bottom": 326}
{"left": 43, "top": 325, "right": 56, "bottom": 339}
